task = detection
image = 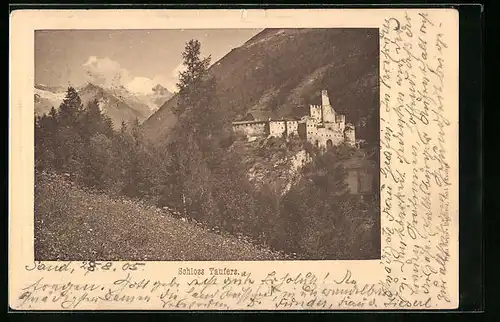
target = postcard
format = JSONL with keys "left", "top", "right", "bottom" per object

{"left": 9, "top": 8, "right": 459, "bottom": 310}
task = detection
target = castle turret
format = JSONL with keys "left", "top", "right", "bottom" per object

{"left": 321, "top": 90, "right": 330, "bottom": 106}
{"left": 344, "top": 123, "right": 355, "bottom": 146}
{"left": 321, "top": 90, "right": 336, "bottom": 123}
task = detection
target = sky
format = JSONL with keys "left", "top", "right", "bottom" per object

{"left": 35, "top": 29, "right": 262, "bottom": 93}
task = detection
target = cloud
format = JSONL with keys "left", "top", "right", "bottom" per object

{"left": 83, "top": 56, "right": 131, "bottom": 88}
{"left": 82, "top": 56, "right": 180, "bottom": 94}
{"left": 172, "top": 62, "right": 186, "bottom": 78}
{"left": 166, "top": 62, "right": 187, "bottom": 93}
{"left": 126, "top": 77, "right": 156, "bottom": 94}
{"left": 153, "top": 75, "right": 176, "bottom": 94}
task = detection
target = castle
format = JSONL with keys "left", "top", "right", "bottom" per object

{"left": 232, "top": 90, "right": 355, "bottom": 148}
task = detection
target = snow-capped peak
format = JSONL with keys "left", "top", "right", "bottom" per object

{"left": 125, "top": 77, "right": 157, "bottom": 95}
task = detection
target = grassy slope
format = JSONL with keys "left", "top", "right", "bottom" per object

{"left": 34, "top": 172, "right": 286, "bottom": 261}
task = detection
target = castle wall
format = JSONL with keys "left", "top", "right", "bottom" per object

{"left": 306, "top": 126, "right": 344, "bottom": 148}
{"left": 232, "top": 121, "right": 268, "bottom": 137}
{"left": 344, "top": 125, "right": 356, "bottom": 146}
{"left": 269, "top": 120, "right": 286, "bottom": 137}
{"left": 322, "top": 105, "right": 336, "bottom": 123}
{"left": 285, "top": 120, "right": 299, "bottom": 137}
{"left": 324, "top": 122, "right": 344, "bottom": 132}
{"left": 335, "top": 114, "right": 346, "bottom": 131}
{"left": 309, "top": 105, "right": 322, "bottom": 122}
{"left": 297, "top": 122, "right": 307, "bottom": 140}
{"left": 231, "top": 90, "right": 354, "bottom": 150}
{"left": 303, "top": 118, "right": 317, "bottom": 140}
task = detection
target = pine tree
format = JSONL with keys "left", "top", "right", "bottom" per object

{"left": 77, "top": 99, "right": 115, "bottom": 188}
{"left": 82, "top": 133, "right": 113, "bottom": 188}
{"left": 102, "top": 115, "right": 114, "bottom": 137}
{"left": 81, "top": 98, "right": 114, "bottom": 139}
{"left": 51, "top": 87, "right": 85, "bottom": 174}
{"left": 130, "top": 118, "right": 142, "bottom": 146}
{"left": 58, "top": 86, "right": 84, "bottom": 127}
{"left": 119, "top": 121, "right": 127, "bottom": 135}
{"left": 174, "top": 40, "right": 223, "bottom": 149}
{"left": 176, "top": 39, "right": 212, "bottom": 94}
{"left": 174, "top": 39, "right": 212, "bottom": 116}
{"left": 35, "top": 107, "right": 60, "bottom": 171}
{"left": 81, "top": 98, "right": 100, "bottom": 140}
{"left": 49, "top": 106, "right": 58, "bottom": 120}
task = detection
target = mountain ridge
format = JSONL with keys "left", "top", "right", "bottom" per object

{"left": 141, "top": 28, "right": 379, "bottom": 145}
{"left": 34, "top": 82, "right": 173, "bottom": 128}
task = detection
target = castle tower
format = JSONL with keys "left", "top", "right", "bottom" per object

{"left": 336, "top": 114, "right": 346, "bottom": 131}
{"left": 321, "top": 90, "right": 336, "bottom": 123}
{"left": 321, "top": 90, "right": 330, "bottom": 106}
{"left": 344, "top": 123, "right": 356, "bottom": 146}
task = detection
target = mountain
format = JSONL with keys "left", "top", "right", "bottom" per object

{"left": 150, "top": 84, "right": 174, "bottom": 111}
{"left": 34, "top": 84, "right": 66, "bottom": 116}
{"left": 35, "top": 84, "right": 67, "bottom": 93}
{"left": 133, "top": 84, "right": 174, "bottom": 113}
{"left": 77, "top": 83, "right": 152, "bottom": 128}
{"left": 34, "top": 82, "right": 172, "bottom": 129}
{"left": 141, "top": 28, "right": 379, "bottom": 144}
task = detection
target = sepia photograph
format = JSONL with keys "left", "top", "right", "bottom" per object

{"left": 34, "top": 28, "right": 380, "bottom": 262}
{"left": 10, "top": 8, "right": 461, "bottom": 310}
